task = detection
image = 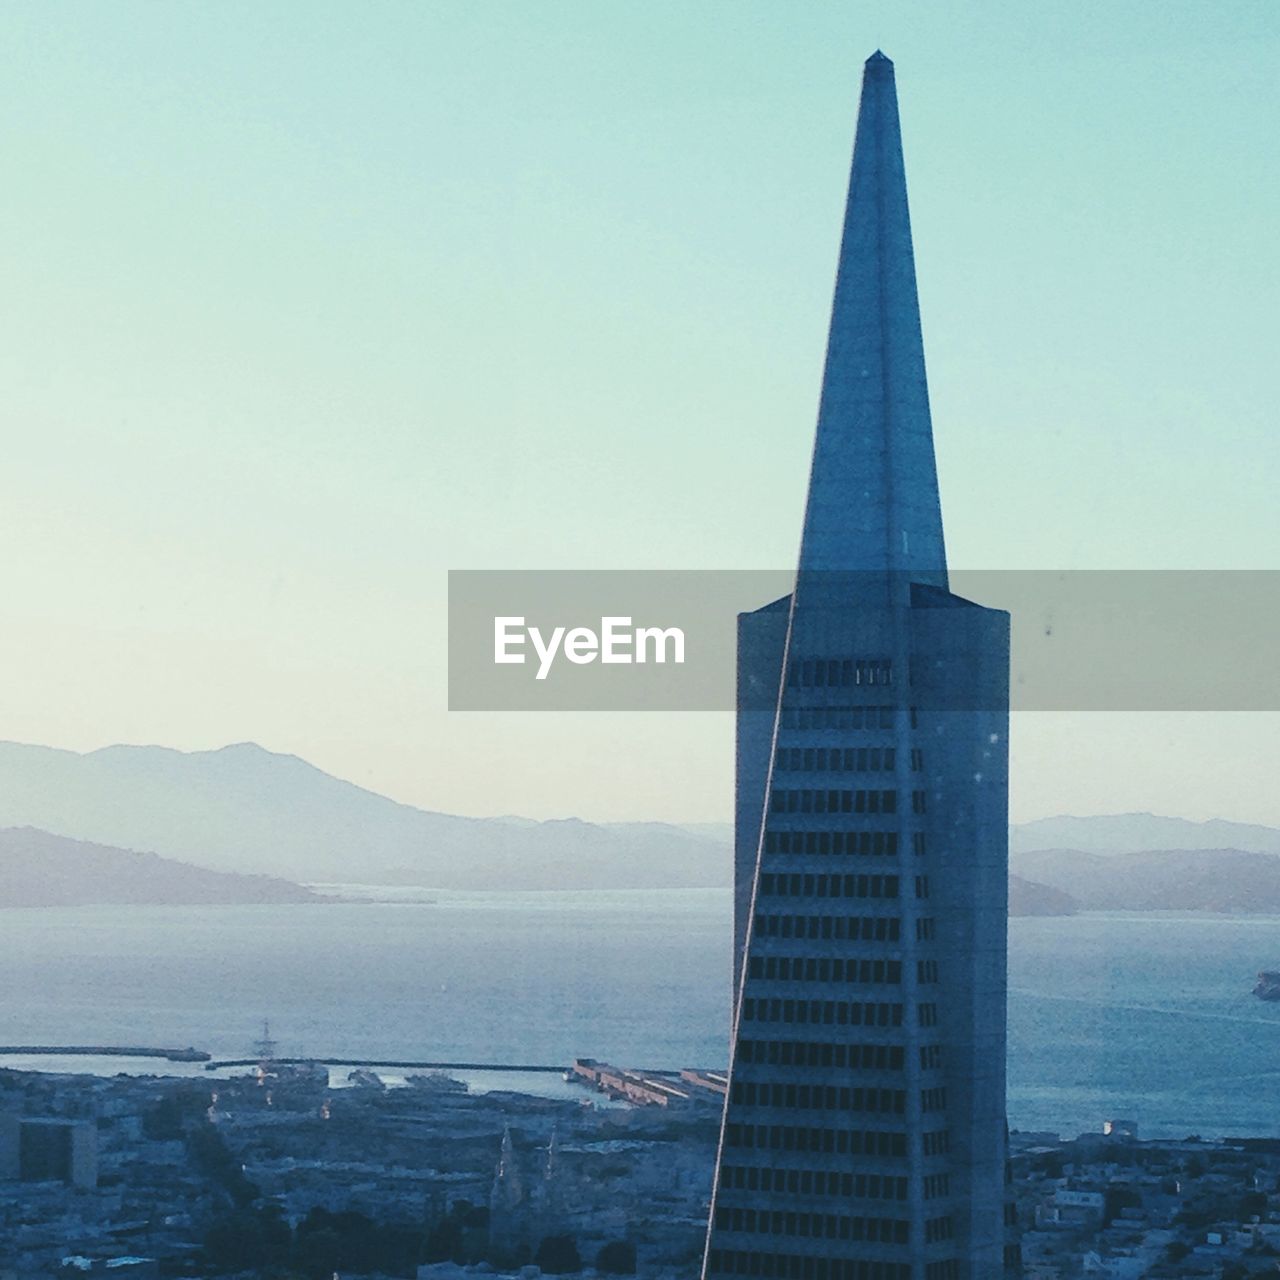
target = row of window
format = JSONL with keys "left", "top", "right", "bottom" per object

{"left": 927, "top": 1262, "right": 960, "bottom": 1280}
{"left": 725, "top": 1124, "right": 907, "bottom": 1159}
{"left": 922, "top": 1130, "right": 951, "bottom": 1156}
{"left": 774, "top": 747, "right": 895, "bottom": 774}
{"left": 715, "top": 1205, "right": 908, "bottom": 1246}
{"left": 754, "top": 913, "right": 901, "bottom": 943}
{"left": 787, "top": 658, "right": 892, "bottom": 689}
{"left": 730, "top": 1081, "right": 906, "bottom": 1115}
{"left": 747, "top": 956, "right": 901, "bottom": 986}
{"left": 919, "top": 959, "right": 938, "bottom": 984}
{"left": 719, "top": 1165, "right": 908, "bottom": 1202}
{"left": 771, "top": 789, "right": 897, "bottom": 815}
{"left": 735, "top": 1039, "right": 905, "bottom": 1072}
{"left": 706, "top": 1249, "right": 910, "bottom": 1280}
{"left": 921, "top": 1086, "right": 947, "bottom": 1113}
{"left": 920, "top": 1043, "right": 944, "bottom": 1070}
{"left": 758, "top": 873, "right": 899, "bottom": 901}
{"left": 924, "top": 1216, "right": 955, "bottom": 1244}
{"left": 923, "top": 1172, "right": 951, "bottom": 1200}
{"left": 780, "top": 705, "right": 895, "bottom": 731}
{"left": 764, "top": 830, "right": 899, "bottom": 857}
{"left": 740, "top": 999, "right": 904, "bottom": 1029}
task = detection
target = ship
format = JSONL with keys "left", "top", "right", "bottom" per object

{"left": 405, "top": 1071, "right": 468, "bottom": 1094}
{"left": 1253, "top": 971, "right": 1280, "bottom": 1001}
{"left": 163, "top": 1046, "right": 212, "bottom": 1062}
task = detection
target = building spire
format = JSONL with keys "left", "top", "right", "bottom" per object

{"left": 796, "top": 51, "right": 947, "bottom": 599}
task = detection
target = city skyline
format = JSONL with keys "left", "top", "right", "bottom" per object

{"left": 1, "top": 3, "right": 1276, "bottom": 825}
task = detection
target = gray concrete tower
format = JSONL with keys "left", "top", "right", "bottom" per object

{"left": 707, "top": 53, "right": 1017, "bottom": 1280}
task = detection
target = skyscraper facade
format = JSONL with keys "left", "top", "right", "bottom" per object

{"left": 705, "top": 53, "right": 1017, "bottom": 1280}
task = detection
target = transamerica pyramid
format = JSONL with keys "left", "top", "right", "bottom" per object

{"left": 704, "top": 53, "right": 1019, "bottom": 1280}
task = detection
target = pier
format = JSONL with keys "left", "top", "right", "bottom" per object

{"left": 0, "top": 1045, "right": 210, "bottom": 1063}
{"left": 203, "top": 1056, "right": 568, "bottom": 1072}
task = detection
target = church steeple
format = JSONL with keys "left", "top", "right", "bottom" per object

{"left": 796, "top": 51, "right": 947, "bottom": 598}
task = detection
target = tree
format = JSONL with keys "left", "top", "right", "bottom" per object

{"left": 295, "top": 1226, "right": 342, "bottom": 1277}
{"left": 596, "top": 1240, "right": 637, "bottom": 1274}
{"left": 535, "top": 1234, "right": 582, "bottom": 1275}
{"left": 188, "top": 1121, "right": 259, "bottom": 1207}
{"left": 1103, "top": 1186, "right": 1141, "bottom": 1226}
{"left": 142, "top": 1088, "right": 204, "bottom": 1140}
{"left": 203, "top": 1206, "right": 290, "bottom": 1269}
{"left": 1239, "top": 1190, "right": 1267, "bottom": 1219}
{"left": 426, "top": 1199, "right": 491, "bottom": 1266}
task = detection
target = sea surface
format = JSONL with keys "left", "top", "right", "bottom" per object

{"left": 1, "top": 889, "right": 1278, "bottom": 1140}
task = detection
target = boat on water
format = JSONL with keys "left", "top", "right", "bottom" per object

{"left": 164, "top": 1046, "right": 212, "bottom": 1062}
{"left": 267, "top": 1061, "right": 330, "bottom": 1085}
{"left": 405, "top": 1071, "right": 468, "bottom": 1093}
{"left": 1254, "top": 971, "right": 1280, "bottom": 1001}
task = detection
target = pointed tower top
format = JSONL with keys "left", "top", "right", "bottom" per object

{"left": 796, "top": 53, "right": 947, "bottom": 601}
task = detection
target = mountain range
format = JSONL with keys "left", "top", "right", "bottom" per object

{"left": 1, "top": 739, "right": 1277, "bottom": 911}
{"left": 1010, "top": 813, "right": 1280, "bottom": 856}
{"left": 1011, "top": 846, "right": 1280, "bottom": 914}
{"left": 0, "top": 741, "right": 728, "bottom": 892}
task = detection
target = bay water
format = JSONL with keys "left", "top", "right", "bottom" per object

{"left": 1, "top": 889, "right": 1276, "bottom": 1139}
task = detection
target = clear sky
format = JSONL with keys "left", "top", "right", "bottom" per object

{"left": 0, "top": 2, "right": 1276, "bottom": 823}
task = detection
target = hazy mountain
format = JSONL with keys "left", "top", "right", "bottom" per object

{"left": 0, "top": 826, "right": 318, "bottom": 908}
{"left": 1012, "top": 846, "right": 1280, "bottom": 913}
{"left": 677, "top": 822, "right": 735, "bottom": 844}
{"left": 0, "top": 741, "right": 730, "bottom": 891}
{"left": 1010, "top": 813, "right": 1280, "bottom": 856}
{"left": 1008, "top": 873, "right": 1078, "bottom": 917}
{"left": 5, "top": 739, "right": 1271, "bottom": 903}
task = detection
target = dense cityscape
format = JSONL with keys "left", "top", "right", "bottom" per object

{"left": 4, "top": 1057, "right": 1280, "bottom": 1279}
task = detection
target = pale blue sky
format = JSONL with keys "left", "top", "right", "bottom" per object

{"left": 0, "top": 3, "right": 1276, "bottom": 822}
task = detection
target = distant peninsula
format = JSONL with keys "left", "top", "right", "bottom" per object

{"left": 1011, "top": 846, "right": 1280, "bottom": 914}
{"left": 0, "top": 826, "right": 319, "bottom": 909}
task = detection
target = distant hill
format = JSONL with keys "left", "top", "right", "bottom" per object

{"left": 5, "top": 740, "right": 1274, "bottom": 904}
{"left": 1008, "top": 873, "right": 1078, "bottom": 917}
{"left": 1012, "top": 846, "right": 1280, "bottom": 913}
{"left": 678, "top": 822, "right": 735, "bottom": 844}
{"left": 0, "top": 742, "right": 730, "bottom": 891}
{"left": 0, "top": 826, "right": 318, "bottom": 908}
{"left": 1010, "top": 813, "right": 1280, "bottom": 856}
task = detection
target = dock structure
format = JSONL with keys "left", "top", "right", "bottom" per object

{"left": 0, "top": 1045, "right": 210, "bottom": 1063}
{"left": 203, "top": 1056, "right": 569, "bottom": 1073}
{"left": 681, "top": 1068, "right": 729, "bottom": 1097}
{"left": 571, "top": 1058, "right": 726, "bottom": 1108}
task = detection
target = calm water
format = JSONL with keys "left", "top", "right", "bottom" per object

{"left": 1, "top": 890, "right": 1277, "bottom": 1139}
